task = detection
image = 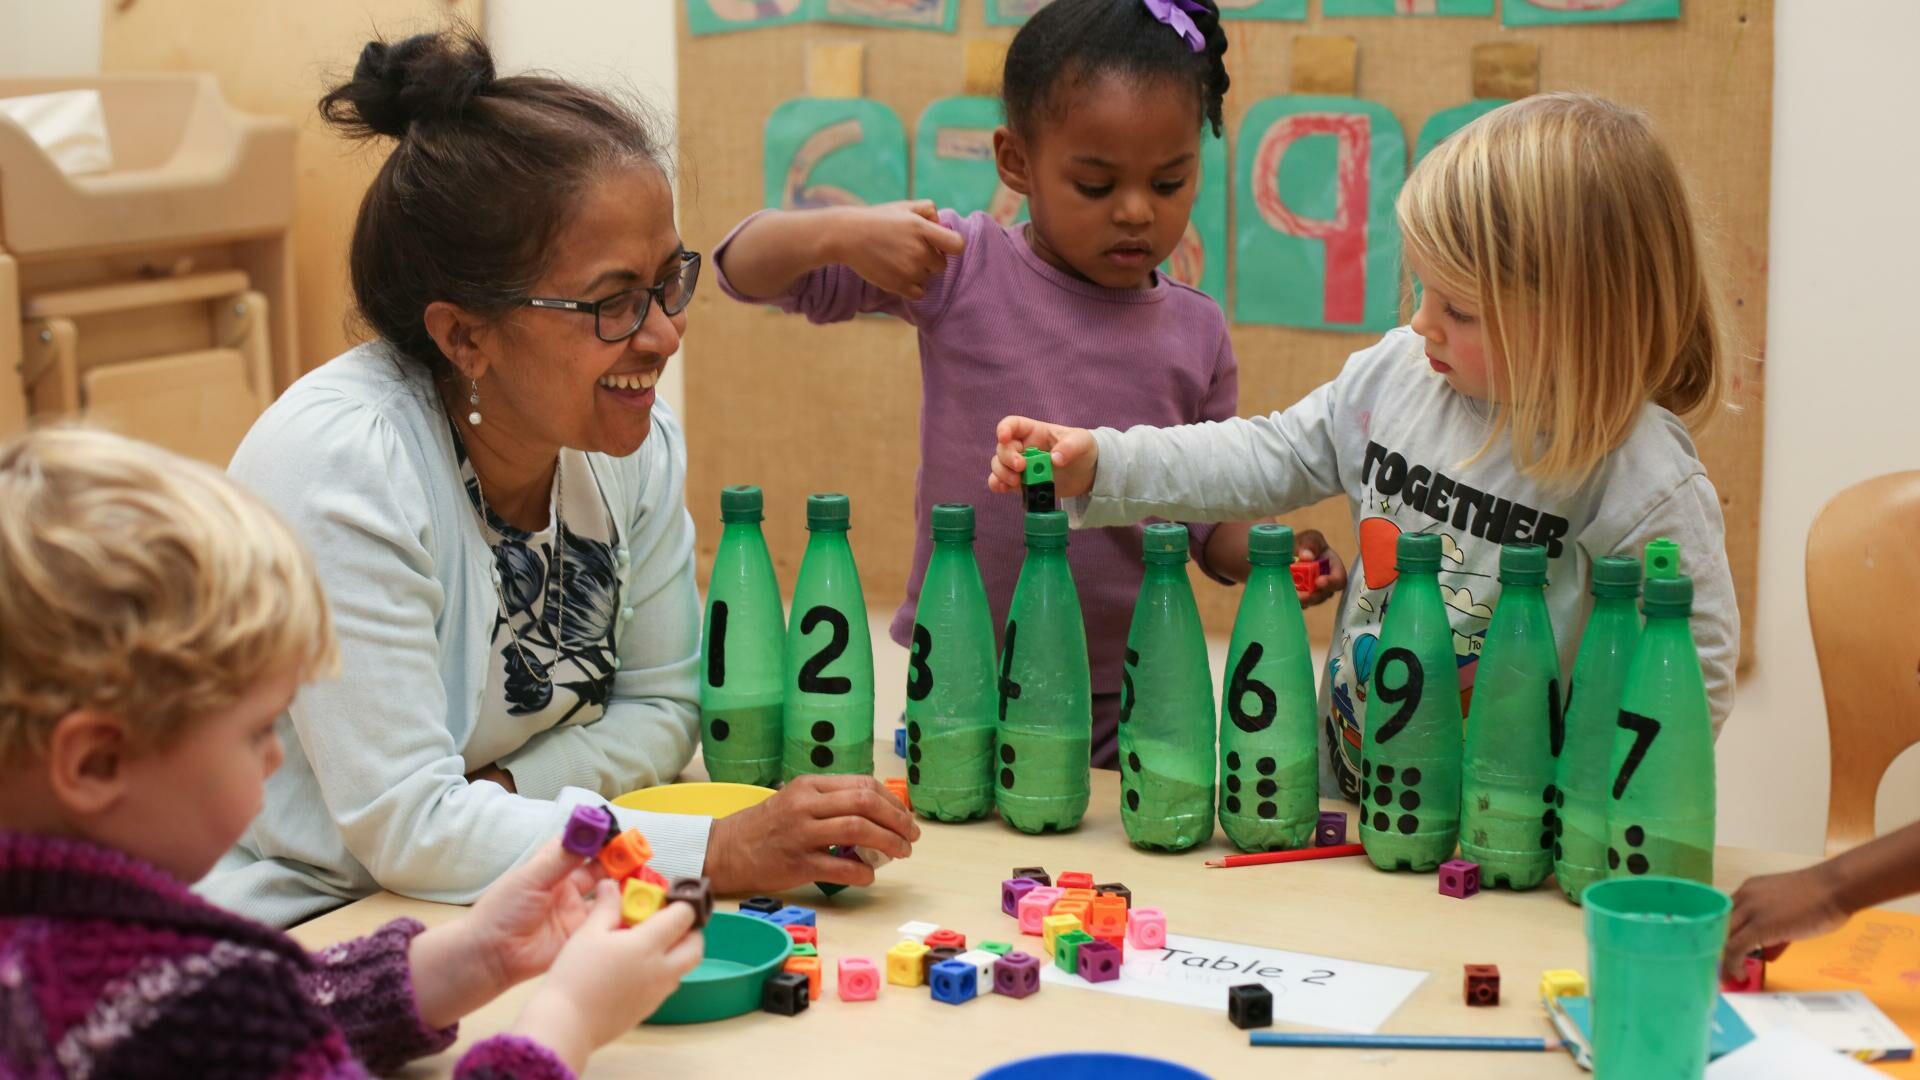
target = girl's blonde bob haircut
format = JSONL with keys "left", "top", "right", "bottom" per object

{"left": 0, "top": 426, "right": 337, "bottom": 765}
{"left": 1398, "top": 91, "right": 1730, "bottom": 486}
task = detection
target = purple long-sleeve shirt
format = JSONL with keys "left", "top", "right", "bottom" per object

{"left": 716, "top": 209, "right": 1239, "bottom": 692}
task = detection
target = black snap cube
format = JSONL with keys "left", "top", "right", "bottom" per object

{"left": 1011, "top": 866, "right": 1051, "bottom": 887}
{"left": 667, "top": 876, "right": 713, "bottom": 929}
{"left": 921, "top": 945, "right": 962, "bottom": 980}
{"left": 739, "top": 896, "right": 783, "bottom": 915}
{"left": 761, "top": 971, "right": 810, "bottom": 1016}
{"left": 1094, "top": 882, "right": 1132, "bottom": 908}
{"left": 1228, "top": 983, "right": 1273, "bottom": 1029}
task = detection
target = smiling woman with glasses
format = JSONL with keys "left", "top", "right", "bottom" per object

{"left": 202, "top": 28, "right": 919, "bottom": 939}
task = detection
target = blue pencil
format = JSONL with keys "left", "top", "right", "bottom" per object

{"left": 1249, "top": 1032, "right": 1561, "bottom": 1052}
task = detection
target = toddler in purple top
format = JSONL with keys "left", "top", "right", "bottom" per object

{"left": 0, "top": 429, "right": 703, "bottom": 1080}
{"left": 718, "top": 0, "right": 1344, "bottom": 768}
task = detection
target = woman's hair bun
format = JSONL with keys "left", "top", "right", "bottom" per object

{"left": 320, "top": 28, "right": 496, "bottom": 141}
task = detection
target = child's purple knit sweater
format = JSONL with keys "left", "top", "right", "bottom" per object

{"left": 716, "top": 209, "right": 1240, "bottom": 695}
{"left": 0, "top": 832, "right": 571, "bottom": 1079}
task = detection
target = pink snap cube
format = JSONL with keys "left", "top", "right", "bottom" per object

{"left": 1127, "top": 906, "right": 1167, "bottom": 950}
{"left": 1439, "top": 859, "right": 1481, "bottom": 899}
{"left": 1017, "top": 886, "right": 1064, "bottom": 935}
{"left": 837, "top": 956, "right": 879, "bottom": 1001}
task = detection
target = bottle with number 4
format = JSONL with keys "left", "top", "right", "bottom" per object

{"left": 782, "top": 493, "right": 874, "bottom": 779}
{"left": 994, "top": 510, "right": 1091, "bottom": 833}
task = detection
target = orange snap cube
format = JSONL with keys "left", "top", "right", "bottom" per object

{"left": 884, "top": 777, "right": 911, "bottom": 810}
{"left": 785, "top": 954, "right": 823, "bottom": 1000}
{"left": 1088, "top": 896, "right": 1127, "bottom": 937}
{"left": 1060, "top": 888, "right": 1098, "bottom": 904}
{"left": 1053, "top": 899, "right": 1091, "bottom": 926}
{"left": 598, "top": 828, "right": 653, "bottom": 879}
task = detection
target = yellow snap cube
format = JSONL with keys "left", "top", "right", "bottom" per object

{"left": 1539, "top": 969, "right": 1587, "bottom": 1001}
{"left": 621, "top": 878, "right": 666, "bottom": 926}
{"left": 1042, "top": 913, "right": 1083, "bottom": 956}
{"left": 886, "top": 940, "right": 931, "bottom": 987}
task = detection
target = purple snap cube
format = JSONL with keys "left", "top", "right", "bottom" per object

{"left": 562, "top": 804, "right": 614, "bottom": 857}
{"left": 1439, "top": 858, "right": 1481, "bottom": 899}
{"left": 993, "top": 950, "right": 1042, "bottom": 999}
{"left": 1314, "top": 810, "right": 1348, "bottom": 847}
{"left": 1077, "top": 940, "right": 1122, "bottom": 983}
{"left": 1002, "top": 876, "right": 1040, "bottom": 916}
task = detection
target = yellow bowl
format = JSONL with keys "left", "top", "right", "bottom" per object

{"left": 613, "top": 781, "right": 774, "bottom": 818}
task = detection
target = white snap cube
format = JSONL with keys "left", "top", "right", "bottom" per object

{"left": 954, "top": 949, "right": 999, "bottom": 993}
{"left": 896, "top": 920, "right": 940, "bottom": 943}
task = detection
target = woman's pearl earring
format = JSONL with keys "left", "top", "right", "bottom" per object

{"left": 468, "top": 379, "right": 482, "bottom": 427}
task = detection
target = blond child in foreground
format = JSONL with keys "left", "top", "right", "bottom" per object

{"left": 0, "top": 427, "right": 699, "bottom": 1080}
{"left": 991, "top": 93, "right": 1741, "bottom": 802}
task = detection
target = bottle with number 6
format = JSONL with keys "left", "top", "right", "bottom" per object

{"left": 782, "top": 493, "right": 874, "bottom": 779}
{"left": 1217, "top": 524, "right": 1319, "bottom": 851}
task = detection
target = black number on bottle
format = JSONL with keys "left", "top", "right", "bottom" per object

{"left": 707, "top": 601, "right": 728, "bottom": 688}
{"left": 998, "top": 620, "right": 1022, "bottom": 722}
{"left": 1612, "top": 709, "right": 1662, "bottom": 799}
{"left": 1372, "top": 647, "right": 1424, "bottom": 745}
{"left": 1547, "top": 677, "right": 1565, "bottom": 758}
{"left": 1119, "top": 647, "right": 1141, "bottom": 725}
{"left": 796, "top": 606, "right": 852, "bottom": 695}
{"left": 907, "top": 623, "right": 934, "bottom": 702}
{"left": 1302, "top": 970, "right": 1335, "bottom": 986}
{"left": 1227, "top": 643, "right": 1278, "bottom": 733}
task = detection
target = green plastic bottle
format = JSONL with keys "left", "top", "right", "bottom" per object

{"left": 994, "top": 510, "right": 1091, "bottom": 833}
{"left": 1117, "top": 524, "right": 1217, "bottom": 852}
{"left": 1460, "top": 544, "right": 1559, "bottom": 890}
{"left": 1218, "top": 524, "right": 1319, "bottom": 852}
{"left": 904, "top": 503, "right": 997, "bottom": 822}
{"left": 781, "top": 493, "right": 874, "bottom": 780}
{"left": 1554, "top": 555, "right": 1643, "bottom": 904}
{"left": 698, "top": 485, "right": 786, "bottom": 787}
{"left": 1608, "top": 573, "right": 1715, "bottom": 885}
{"left": 1359, "top": 532, "right": 1463, "bottom": 872}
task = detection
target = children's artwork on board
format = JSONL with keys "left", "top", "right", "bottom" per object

{"left": 985, "top": 0, "right": 1054, "bottom": 27}
{"left": 688, "top": 0, "right": 809, "bottom": 36}
{"left": 914, "top": 96, "right": 1027, "bottom": 225}
{"left": 1161, "top": 130, "right": 1227, "bottom": 306}
{"left": 821, "top": 0, "right": 956, "bottom": 32}
{"left": 1415, "top": 99, "right": 1509, "bottom": 162}
{"left": 765, "top": 99, "right": 910, "bottom": 210}
{"left": 1216, "top": 0, "right": 1307, "bottom": 21}
{"left": 1503, "top": 0, "right": 1680, "bottom": 26}
{"left": 1235, "top": 95, "right": 1407, "bottom": 332}
{"left": 1325, "top": 0, "right": 1494, "bottom": 14}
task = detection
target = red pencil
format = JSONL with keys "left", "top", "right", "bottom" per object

{"left": 1204, "top": 843, "right": 1366, "bottom": 868}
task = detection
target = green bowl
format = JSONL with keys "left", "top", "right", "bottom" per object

{"left": 645, "top": 912, "right": 794, "bottom": 1025}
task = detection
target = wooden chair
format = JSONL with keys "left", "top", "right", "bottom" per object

{"left": 1806, "top": 472, "right": 1920, "bottom": 856}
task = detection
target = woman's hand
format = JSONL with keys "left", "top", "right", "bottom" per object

{"left": 834, "top": 201, "right": 966, "bottom": 300}
{"left": 410, "top": 841, "right": 601, "bottom": 1028}
{"left": 1293, "top": 529, "right": 1349, "bottom": 608}
{"left": 703, "top": 774, "right": 919, "bottom": 894}
{"left": 511, "top": 887, "right": 704, "bottom": 1075}
{"left": 1721, "top": 865, "right": 1851, "bottom": 980}
{"left": 990, "top": 416, "right": 1099, "bottom": 499}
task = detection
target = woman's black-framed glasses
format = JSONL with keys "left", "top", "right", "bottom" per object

{"left": 523, "top": 250, "right": 702, "bottom": 343}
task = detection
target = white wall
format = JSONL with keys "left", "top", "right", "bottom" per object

{"left": 0, "top": 1, "right": 102, "bottom": 76}
{"left": 1713, "top": 3, "right": 1920, "bottom": 854}
{"left": 486, "top": 0, "right": 685, "bottom": 415}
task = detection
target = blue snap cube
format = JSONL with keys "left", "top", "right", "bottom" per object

{"left": 767, "top": 905, "right": 817, "bottom": 928}
{"left": 929, "top": 958, "right": 979, "bottom": 1005}
{"left": 894, "top": 726, "right": 908, "bottom": 758}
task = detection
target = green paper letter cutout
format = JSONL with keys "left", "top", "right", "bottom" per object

{"left": 1161, "top": 130, "right": 1228, "bottom": 305}
{"left": 1415, "top": 99, "right": 1511, "bottom": 164}
{"left": 1217, "top": 0, "right": 1306, "bottom": 20}
{"left": 1234, "top": 95, "right": 1406, "bottom": 332}
{"left": 689, "top": 0, "right": 811, "bottom": 36}
{"left": 820, "top": 0, "right": 955, "bottom": 31}
{"left": 1324, "top": 0, "right": 1492, "bottom": 15}
{"left": 764, "top": 99, "right": 909, "bottom": 211}
{"left": 913, "top": 97, "right": 1027, "bottom": 224}
{"left": 985, "top": 0, "right": 1052, "bottom": 26}
{"left": 1504, "top": 0, "right": 1679, "bottom": 26}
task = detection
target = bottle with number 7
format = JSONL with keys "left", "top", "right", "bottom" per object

{"left": 782, "top": 493, "right": 874, "bottom": 780}
{"left": 1218, "top": 524, "right": 1319, "bottom": 851}
{"left": 1607, "top": 572, "right": 1714, "bottom": 884}
{"left": 1359, "top": 532, "right": 1463, "bottom": 872}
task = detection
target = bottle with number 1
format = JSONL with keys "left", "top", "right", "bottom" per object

{"left": 782, "top": 493, "right": 874, "bottom": 779}
{"left": 698, "top": 485, "right": 785, "bottom": 787}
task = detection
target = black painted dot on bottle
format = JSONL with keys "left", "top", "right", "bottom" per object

{"left": 1403, "top": 767, "right": 1422, "bottom": 785}
{"left": 812, "top": 721, "right": 836, "bottom": 742}
{"left": 1001, "top": 743, "right": 1016, "bottom": 764}
{"left": 1397, "top": 815, "right": 1419, "bottom": 835}
{"left": 1400, "top": 790, "right": 1420, "bottom": 811}
{"left": 1257, "top": 801, "right": 1277, "bottom": 819}
{"left": 1000, "top": 768, "right": 1015, "bottom": 789}
{"left": 1553, "top": 818, "right": 1564, "bottom": 837}
{"left": 908, "top": 745, "right": 922, "bottom": 764}
{"left": 1608, "top": 848, "right": 1621, "bottom": 870}
{"left": 1542, "top": 784, "right": 1558, "bottom": 804}
{"left": 1362, "top": 759, "right": 1372, "bottom": 779}
{"left": 1627, "top": 854, "right": 1650, "bottom": 875}
{"left": 908, "top": 721, "right": 922, "bottom": 741}
{"left": 1378, "top": 764, "right": 1395, "bottom": 784}
{"left": 1257, "top": 779, "right": 1278, "bottom": 798}
{"left": 711, "top": 718, "right": 731, "bottom": 740}
{"left": 1556, "top": 790, "right": 1565, "bottom": 808}
{"left": 1257, "top": 757, "right": 1276, "bottom": 776}
{"left": 909, "top": 765, "right": 921, "bottom": 784}
{"left": 1373, "top": 785, "right": 1391, "bottom": 806}
{"left": 1228, "top": 751, "right": 1242, "bottom": 771}
{"left": 1540, "top": 831, "right": 1553, "bottom": 850}
{"left": 811, "top": 746, "right": 834, "bottom": 768}
{"left": 1625, "top": 824, "right": 1645, "bottom": 846}
{"left": 1128, "top": 752, "right": 1142, "bottom": 773}
{"left": 1372, "top": 812, "right": 1390, "bottom": 832}
{"left": 1226, "top": 775, "right": 1242, "bottom": 794}
{"left": 1553, "top": 842, "right": 1564, "bottom": 860}
{"left": 1126, "top": 789, "right": 1141, "bottom": 812}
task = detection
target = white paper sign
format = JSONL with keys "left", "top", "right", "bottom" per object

{"left": 1040, "top": 931, "right": 1427, "bottom": 1033}
{"left": 1706, "top": 1029, "right": 1885, "bottom": 1080}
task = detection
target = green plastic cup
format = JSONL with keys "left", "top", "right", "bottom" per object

{"left": 1584, "top": 876, "right": 1730, "bottom": 1079}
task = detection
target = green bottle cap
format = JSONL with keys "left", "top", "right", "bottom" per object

{"left": 1248, "top": 523, "right": 1296, "bottom": 566}
{"left": 1022, "top": 446, "right": 1055, "bottom": 486}
{"left": 1396, "top": 532, "right": 1442, "bottom": 573}
{"left": 720, "top": 485, "right": 763, "bottom": 524}
{"left": 1497, "top": 543, "right": 1548, "bottom": 586}
{"left": 1642, "top": 574, "right": 1694, "bottom": 617}
{"left": 806, "top": 492, "right": 850, "bottom": 532}
{"left": 1591, "top": 555, "right": 1642, "bottom": 598}
{"left": 1024, "top": 509, "right": 1068, "bottom": 548}
{"left": 931, "top": 502, "right": 975, "bottom": 542}
{"left": 1644, "top": 538, "right": 1682, "bottom": 580}
{"left": 1142, "top": 522, "right": 1190, "bottom": 564}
